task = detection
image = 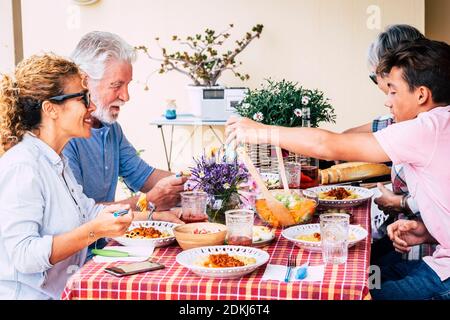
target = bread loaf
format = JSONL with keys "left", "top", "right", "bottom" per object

{"left": 320, "top": 162, "right": 391, "bottom": 184}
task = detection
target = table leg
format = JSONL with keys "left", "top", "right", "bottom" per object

{"left": 172, "top": 125, "right": 200, "bottom": 162}
{"left": 169, "top": 125, "right": 174, "bottom": 170}
{"left": 208, "top": 125, "right": 224, "bottom": 144}
{"left": 159, "top": 125, "right": 171, "bottom": 171}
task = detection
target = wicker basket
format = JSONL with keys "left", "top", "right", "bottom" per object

{"left": 244, "top": 143, "right": 296, "bottom": 172}
{"left": 244, "top": 143, "right": 299, "bottom": 189}
{"left": 244, "top": 143, "right": 320, "bottom": 189}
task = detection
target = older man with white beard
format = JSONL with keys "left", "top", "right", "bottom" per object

{"left": 63, "top": 31, "right": 185, "bottom": 256}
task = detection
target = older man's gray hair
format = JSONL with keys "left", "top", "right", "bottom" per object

{"left": 367, "top": 24, "right": 425, "bottom": 71}
{"left": 71, "top": 31, "right": 136, "bottom": 80}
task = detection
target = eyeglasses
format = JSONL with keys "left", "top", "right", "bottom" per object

{"left": 369, "top": 73, "right": 378, "bottom": 85}
{"left": 47, "top": 90, "right": 90, "bottom": 108}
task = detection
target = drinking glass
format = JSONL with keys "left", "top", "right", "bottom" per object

{"left": 320, "top": 213, "right": 350, "bottom": 264}
{"left": 180, "top": 191, "right": 209, "bottom": 223}
{"left": 299, "top": 157, "right": 320, "bottom": 188}
{"left": 284, "top": 161, "right": 301, "bottom": 189}
{"left": 225, "top": 209, "right": 254, "bottom": 246}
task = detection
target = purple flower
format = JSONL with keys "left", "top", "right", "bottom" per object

{"left": 188, "top": 152, "right": 249, "bottom": 196}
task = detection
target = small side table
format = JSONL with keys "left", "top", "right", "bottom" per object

{"left": 149, "top": 114, "right": 226, "bottom": 171}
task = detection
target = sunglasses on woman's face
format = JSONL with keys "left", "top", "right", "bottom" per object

{"left": 48, "top": 90, "right": 90, "bottom": 108}
{"left": 369, "top": 73, "right": 378, "bottom": 85}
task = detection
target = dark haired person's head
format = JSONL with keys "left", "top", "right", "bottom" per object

{"left": 377, "top": 38, "right": 450, "bottom": 122}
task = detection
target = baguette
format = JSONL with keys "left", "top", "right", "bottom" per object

{"left": 320, "top": 162, "right": 391, "bottom": 184}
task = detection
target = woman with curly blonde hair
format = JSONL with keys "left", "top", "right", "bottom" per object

{"left": 0, "top": 53, "right": 133, "bottom": 299}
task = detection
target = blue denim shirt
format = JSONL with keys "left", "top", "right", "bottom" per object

{"left": 0, "top": 134, "right": 104, "bottom": 299}
{"left": 62, "top": 122, "right": 154, "bottom": 203}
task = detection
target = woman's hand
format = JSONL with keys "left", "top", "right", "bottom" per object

{"left": 50, "top": 204, "right": 133, "bottom": 265}
{"left": 93, "top": 204, "right": 134, "bottom": 238}
{"left": 225, "top": 116, "right": 272, "bottom": 145}
{"left": 373, "top": 183, "right": 403, "bottom": 215}
{"left": 387, "top": 219, "right": 433, "bottom": 253}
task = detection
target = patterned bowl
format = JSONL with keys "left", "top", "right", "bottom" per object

{"left": 306, "top": 186, "right": 374, "bottom": 209}
{"left": 176, "top": 245, "right": 270, "bottom": 278}
{"left": 113, "top": 221, "right": 178, "bottom": 248}
{"left": 281, "top": 223, "right": 368, "bottom": 252}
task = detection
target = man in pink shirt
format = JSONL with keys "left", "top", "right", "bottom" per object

{"left": 226, "top": 38, "right": 450, "bottom": 299}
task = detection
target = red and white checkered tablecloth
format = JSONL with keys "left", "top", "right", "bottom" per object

{"left": 62, "top": 201, "right": 371, "bottom": 300}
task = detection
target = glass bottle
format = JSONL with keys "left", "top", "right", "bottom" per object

{"left": 298, "top": 106, "right": 320, "bottom": 188}
{"left": 164, "top": 99, "right": 177, "bottom": 120}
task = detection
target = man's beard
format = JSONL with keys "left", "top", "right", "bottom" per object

{"left": 91, "top": 97, "right": 125, "bottom": 125}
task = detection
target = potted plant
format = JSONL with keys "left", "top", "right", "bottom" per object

{"left": 136, "top": 24, "right": 263, "bottom": 119}
{"left": 184, "top": 150, "right": 250, "bottom": 224}
{"left": 234, "top": 78, "right": 336, "bottom": 128}
{"left": 234, "top": 79, "right": 336, "bottom": 187}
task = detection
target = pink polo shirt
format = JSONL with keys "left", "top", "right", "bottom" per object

{"left": 374, "top": 106, "right": 450, "bottom": 281}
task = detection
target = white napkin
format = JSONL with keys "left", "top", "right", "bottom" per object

{"left": 92, "top": 246, "right": 155, "bottom": 263}
{"left": 261, "top": 264, "right": 325, "bottom": 282}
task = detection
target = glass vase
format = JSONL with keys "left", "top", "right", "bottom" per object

{"left": 206, "top": 193, "right": 241, "bottom": 224}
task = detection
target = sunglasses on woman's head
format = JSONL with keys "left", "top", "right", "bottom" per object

{"left": 369, "top": 73, "right": 378, "bottom": 85}
{"left": 47, "top": 90, "right": 90, "bottom": 108}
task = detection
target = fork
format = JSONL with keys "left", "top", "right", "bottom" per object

{"left": 284, "top": 254, "right": 296, "bottom": 283}
{"left": 136, "top": 193, "right": 147, "bottom": 212}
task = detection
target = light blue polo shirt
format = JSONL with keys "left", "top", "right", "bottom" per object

{"left": 63, "top": 122, "right": 154, "bottom": 203}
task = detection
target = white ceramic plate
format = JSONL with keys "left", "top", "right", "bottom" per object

{"left": 281, "top": 223, "right": 368, "bottom": 252}
{"left": 113, "top": 221, "right": 178, "bottom": 248}
{"left": 252, "top": 226, "right": 275, "bottom": 247}
{"left": 261, "top": 172, "right": 280, "bottom": 189}
{"left": 306, "top": 185, "right": 374, "bottom": 209}
{"left": 176, "top": 245, "right": 270, "bottom": 278}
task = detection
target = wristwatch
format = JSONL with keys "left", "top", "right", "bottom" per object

{"left": 400, "top": 194, "right": 409, "bottom": 209}
{"left": 401, "top": 194, "right": 417, "bottom": 219}
{"left": 146, "top": 201, "right": 156, "bottom": 220}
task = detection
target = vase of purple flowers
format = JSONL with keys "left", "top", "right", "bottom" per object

{"left": 185, "top": 152, "right": 249, "bottom": 224}
{"left": 207, "top": 193, "right": 241, "bottom": 224}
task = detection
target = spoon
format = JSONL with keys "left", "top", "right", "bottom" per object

{"left": 237, "top": 147, "right": 295, "bottom": 227}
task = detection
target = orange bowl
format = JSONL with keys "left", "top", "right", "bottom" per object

{"left": 173, "top": 222, "right": 227, "bottom": 250}
{"left": 255, "top": 190, "right": 318, "bottom": 228}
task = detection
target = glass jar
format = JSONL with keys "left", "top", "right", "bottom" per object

{"left": 180, "top": 191, "right": 208, "bottom": 223}
{"left": 164, "top": 99, "right": 177, "bottom": 120}
{"left": 206, "top": 193, "right": 241, "bottom": 224}
{"left": 299, "top": 156, "right": 320, "bottom": 189}
{"left": 284, "top": 161, "right": 302, "bottom": 189}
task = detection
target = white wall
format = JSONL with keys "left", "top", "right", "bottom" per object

{"left": 19, "top": 0, "right": 425, "bottom": 182}
{"left": 0, "top": 0, "right": 15, "bottom": 73}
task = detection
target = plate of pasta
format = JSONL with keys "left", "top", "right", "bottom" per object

{"left": 306, "top": 186, "right": 374, "bottom": 208}
{"left": 113, "top": 221, "right": 178, "bottom": 247}
{"left": 281, "top": 223, "right": 368, "bottom": 252}
{"left": 176, "top": 245, "right": 270, "bottom": 278}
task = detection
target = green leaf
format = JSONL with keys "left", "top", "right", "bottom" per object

{"left": 141, "top": 23, "right": 264, "bottom": 86}
{"left": 234, "top": 79, "right": 335, "bottom": 127}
